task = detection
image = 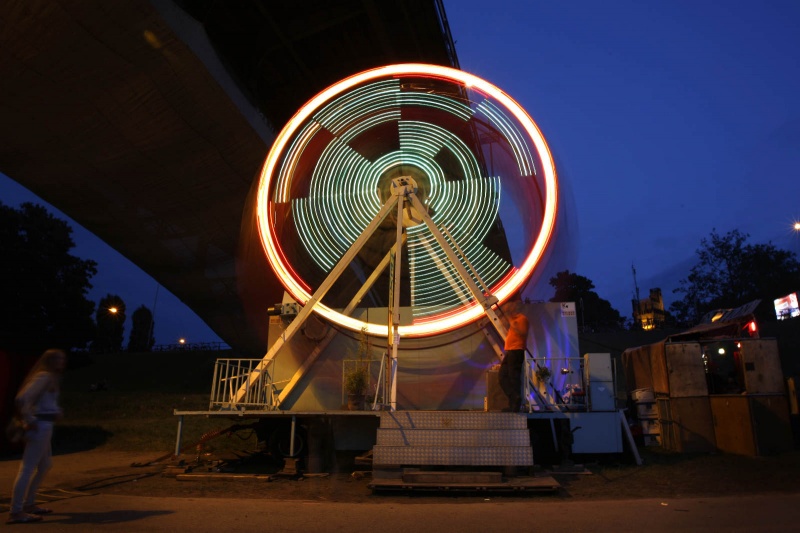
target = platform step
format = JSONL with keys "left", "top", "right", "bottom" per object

{"left": 372, "top": 445, "right": 533, "bottom": 466}
{"left": 376, "top": 428, "right": 530, "bottom": 447}
{"left": 368, "top": 475, "right": 560, "bottom": 493}
{"left": 379, "top": 411, "right": 527, "bottom": 430}
{"left": 402, "top": 471, "right": 502, "bottom": 484}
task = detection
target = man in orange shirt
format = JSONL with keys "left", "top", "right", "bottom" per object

{"left": 499, "top": 299, "right": 529, "bottom": 412}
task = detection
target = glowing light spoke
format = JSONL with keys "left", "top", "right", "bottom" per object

{"left": 338, "top": 110, "right": 400, "bottom": 144}
{"left": 397, "top": 92, "right": 473, "bottom": 122}
{"left": 275, "top": 121, "right": 321, "bottom": 203}
{"left": 315, "top": 80, "right": 400, "bottom": 134}
{"left": 406, "top": 175, "right": 508, "bottom": 316}
{"left": 294, "top": 139, "right": 377, "bottom": 271}
{"left": 477, "top": 100, "right": 535, "bottom": 176}
{"left": 399, "top": 120, "right": 482, "bottom": 181}
{"left": 409, "top": 235, "right": 472, "bottom": 317}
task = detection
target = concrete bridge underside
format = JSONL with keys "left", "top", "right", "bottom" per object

{"left": 0, "top": 0, "right": 458, "bottom": 355}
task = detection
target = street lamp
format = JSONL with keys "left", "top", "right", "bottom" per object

{"left": 108, "top": 306, "right": 118, "bottom": 314}
{"left": 793, "top": 221, "right": 800, "bottom": 256}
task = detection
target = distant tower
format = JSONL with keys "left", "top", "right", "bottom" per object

{"left": 631, "top": 267, "right": 664, "bottom": 330}
{"left": 631, "top": 264, "right": 642, "bottom": 328}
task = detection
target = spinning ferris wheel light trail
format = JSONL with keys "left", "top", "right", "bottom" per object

{"left": 232, "top": 64, "right": 560, "bottom": 407}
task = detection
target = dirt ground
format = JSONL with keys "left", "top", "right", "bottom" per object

{"left": 4, "top": 446, "right": 800, "bottom": 508}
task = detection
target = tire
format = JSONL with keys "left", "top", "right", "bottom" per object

{"left": 268, "top": 426, "right": 306, "bottom": 458}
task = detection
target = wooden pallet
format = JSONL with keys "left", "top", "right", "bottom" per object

{"left": 369, "top": 472, "right": 560, "bottom": 493}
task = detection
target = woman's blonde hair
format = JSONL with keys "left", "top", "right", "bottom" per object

{"left": 19, "top": 348, "right": 66, "bottom": 392}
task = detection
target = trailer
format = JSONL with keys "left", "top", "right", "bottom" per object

{"left": 174, "top": 301, "right": 636, "bottom": 473}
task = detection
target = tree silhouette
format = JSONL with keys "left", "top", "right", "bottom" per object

{"left": 92, "top": 294, "right": 126, "bottom": 353}
{"left": 548, "top": 270, "right": 624, "bottom": 331}
{"left": 0, "top": 201, "right": 97, "bottom": 354}
{"left": 127, "top": 305, "right": 155, "bottom": 352}
{"left": 671, "top": 229, "right": 800, "bottom": 325}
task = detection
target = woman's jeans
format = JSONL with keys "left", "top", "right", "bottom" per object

{"left": 10, "top": 421, "right": 53, "bottom": 513}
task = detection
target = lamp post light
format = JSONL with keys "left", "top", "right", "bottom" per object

{"left": 103, "top": 305, "right": 123, "bottom": 353}
{"left": 794, "top": 221, "right": 800, "bottom": 256}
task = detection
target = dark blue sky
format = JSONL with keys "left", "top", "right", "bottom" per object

{"left": 0, "top": 173, "right": 221, "bottom": 345}
{"left": 2, "top": 1, "right": 799, "bottom": 343}
{"left": 447, "top": 0, "right": 800, "bottom": 311}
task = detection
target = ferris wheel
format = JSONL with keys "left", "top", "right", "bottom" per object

{"left": 257, "top": 64, "right": 557, "bottom": 336}
{"left": 237, "top": 64, "right": 559, "bottom": 408}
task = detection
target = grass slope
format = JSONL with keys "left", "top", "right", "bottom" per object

{"left": 57, "top": 350, "right": 256, "bottom": 454}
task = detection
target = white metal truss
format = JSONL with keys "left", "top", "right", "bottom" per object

{"left": 232, "top": 176, "right": 529, "bottom": 409}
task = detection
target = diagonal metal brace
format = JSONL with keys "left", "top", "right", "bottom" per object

{"left": 406, "top": 191, "right": 508, "bottom": 340}
{"left": 231, "top": 191, "right": 402, "bottom": 404}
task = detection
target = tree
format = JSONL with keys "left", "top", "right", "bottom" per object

{"left": 0, "top": 201, "right": 97, "bottom": 354}
{"left": 670, "top": 229, "right": 800, "bottom": 325}
{"left": 548, "top": 270, "right": 625, "bottom": 331}
{"left": 92, "top": 294, "right": 126, "bottom": 353}
{"left": 127, "top": 305, "right": 155, "bottom": 352}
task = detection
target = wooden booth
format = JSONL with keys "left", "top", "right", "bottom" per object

{"left": 622, "top": 306, "right": 793, "bottom": 455}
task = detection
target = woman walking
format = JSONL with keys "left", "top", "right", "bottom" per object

{"left": 7, "top": 349, "right": 65, "bottom": 525}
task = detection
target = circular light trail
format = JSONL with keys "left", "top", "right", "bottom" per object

{"left": 256, "top": 64, "right": 558, "bottom": 337}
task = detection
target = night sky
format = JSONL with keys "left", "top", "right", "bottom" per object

{"left": 2, "top": 1, "right": 799, "bottom": 343}
{"left": 446, "top": 0, "right": 800, "bottom": 311}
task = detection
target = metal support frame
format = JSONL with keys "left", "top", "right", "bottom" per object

{"left": 408, "top": 188, "right": 559, "bottom": 412}
{"left": 232, "top": 176, "right": 522, "bottom": 410}
{"left": 405, "top": 191, "right": 508, "bottom": 340}
{"left": 276, "top": 236, "right": 406, "bottom": 407}
{"left": 619, "top": 410, "right": 643, "bottom": 465}
{"left": 387, "top": 189, "right": 405, "bottom": 410}
{"left": 231, "top": 187, "right": 402, "bottom": 404}
{"left": 371, "top": 352, "right": 389, "bottom": 410}
{"left": 175, "top": 415, "right": 184, "bottom": 457}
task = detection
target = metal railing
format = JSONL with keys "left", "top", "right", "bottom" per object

{"left": 524, "top": 356, "right": 588, "bottom": 412}
{"left": 209, "top": 358, "right": 284, "bottom": 411}
{"left": 207, "top": 355, "right": 606, "bottom": 413}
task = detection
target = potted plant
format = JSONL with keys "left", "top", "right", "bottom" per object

{"left": 535, "top": 365, "right": 552, "bottom": 383}
{"left": 345, "top": 364, "right": 369, "bottom": 410}
{"left": 533, "top": 364, "right": 552, "bottom": 400}
{"left": 344, "top": 328, "right": 371, "bottom": 410}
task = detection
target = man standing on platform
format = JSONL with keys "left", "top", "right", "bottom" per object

{"left": 499, "top": 299, "right": 529, "bottom": 412}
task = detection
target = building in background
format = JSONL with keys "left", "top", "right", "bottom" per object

{"left": 633, "top": 288, "right": 665, "bottom": 330}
